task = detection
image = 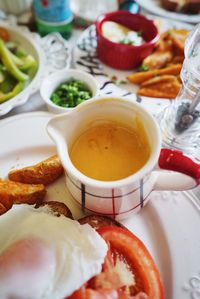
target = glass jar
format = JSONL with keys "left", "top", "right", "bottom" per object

{"left": 159, "top": 24, "right": 200, "bottom": 155}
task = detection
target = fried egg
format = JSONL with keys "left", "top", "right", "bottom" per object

{"left": 101, "top": 21, "right": 144, "bottom": 45}
{"left": 0, "top": 205, "right": 108, "bottom": 299}
{"left": 101, "top": 21, "right": 130, "bottom": 43}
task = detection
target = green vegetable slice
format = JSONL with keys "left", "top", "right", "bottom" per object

{"left": 0, "top": 81, "right": 24, "bottom": 104}
{"left": 0, "top": 39, "right": 28, "bottom": 82}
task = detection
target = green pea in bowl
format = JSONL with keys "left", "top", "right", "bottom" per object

{"left": 40, "top": 69, "right": 99, "bottom": 114}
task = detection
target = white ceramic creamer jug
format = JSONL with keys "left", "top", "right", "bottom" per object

{"left": 47, "top": 96, "right": 200, "bottom": 220}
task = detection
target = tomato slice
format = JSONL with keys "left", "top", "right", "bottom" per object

{"left": 68, "top": 226, "right": 164, "bottom": 299}
{"left": 96, "top": 227, "right": 164, "bottom": 299}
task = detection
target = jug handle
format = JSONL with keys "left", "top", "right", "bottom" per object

{"left": 153, "top": 148, "right": 200, "bottom": 191}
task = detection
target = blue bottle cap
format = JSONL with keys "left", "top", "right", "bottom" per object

{"left": 119, "top": 0, "right": 141, "bottom": 14}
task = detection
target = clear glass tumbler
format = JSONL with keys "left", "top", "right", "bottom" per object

{"left": 159, "top": 24, "right": 200, "bottom": 156}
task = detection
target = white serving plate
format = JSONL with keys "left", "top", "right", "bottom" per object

{"left": 0, "top": 111, "right": 200, "bottom": 299}
{"left": 137, "top": 0, "right": 200, "bottom": 24}
{"left": 74, "top": 17, "right": 192, "bottom": 114}
{"left": 0, "top": 18, "right": 71, "bottom": 116}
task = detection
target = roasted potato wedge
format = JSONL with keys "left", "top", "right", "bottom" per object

{"left": 8, "top": 155, "right": 63, "bottom": 185}
{"left": 142, "top": 33, "right": 174, "bottom": 70}
{"left": 137, "top": 75, "right": 181, "bottom": 99}
{"left": 0, "top": 180, "right": 46, "bottom": 209}
{"left": 169, "top": 29, "right": 189, "bottom": 55}
{"left": 141, "top": 31, "right": 171, "bottom": 69}
{"left": 127, "top": 64, "right": 182, "bottom": 84}
{"left": 142, "top": 50, "right": 173, "bottom": 70}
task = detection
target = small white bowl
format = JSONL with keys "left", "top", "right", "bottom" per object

{"left": 40, "top": 69, "right": 99, "bottom": 114}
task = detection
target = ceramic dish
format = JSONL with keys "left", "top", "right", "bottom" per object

{"left": 0, "top": 111, "right": 200, "bottom": 299}
{"left": 74, "top": 17, "right": 192, "bottom": 106}
{"left": 0, "top": 19, "right": 71, "bottom": 116}
{"left": 137, "top": 0, "right": 200, "bottom": 24}
{"left": 96, "top": 11, "right": 159, "bottom": 70}
{"left": 40, "top": 69, "right": 99, "bottom": 114}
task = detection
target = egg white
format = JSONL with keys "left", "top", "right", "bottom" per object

{"left": 0, "top": 205, "right": 108, "bottom": 299}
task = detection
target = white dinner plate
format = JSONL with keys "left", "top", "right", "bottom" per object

{"left": 74, "top": 17, "right": 192, "bottom": 109}
{"left": 0, "top": 111, "right": 200, "bottom": 299}
{"left": 137, "top": 0, "right": 200, "bottom": 24}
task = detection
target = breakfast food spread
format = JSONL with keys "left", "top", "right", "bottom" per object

{"left": 101, "top": 21, "right": 144, "bottom": 46}
{"left": 0, "top": 154, "right": 164, "bottom": 298}
{"left": 69, "top": 120, "right": 150, "bottom": 181}
{"left": 127, "top": 29, "right": 189, "bottom": 99}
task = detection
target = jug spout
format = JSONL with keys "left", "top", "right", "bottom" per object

{"left": 46, "top": 111, "right": 76, "bottom": 168}
{"left": 47, "top": 112, "right": 74, "bottom": 143}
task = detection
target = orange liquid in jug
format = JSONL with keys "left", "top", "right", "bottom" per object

{"left": 69, "top": 120, "right": 150, "bottom": 181}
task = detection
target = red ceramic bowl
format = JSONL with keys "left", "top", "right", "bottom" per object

{"left": 96, "top": 11, "right": 159, "bottom": 70}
